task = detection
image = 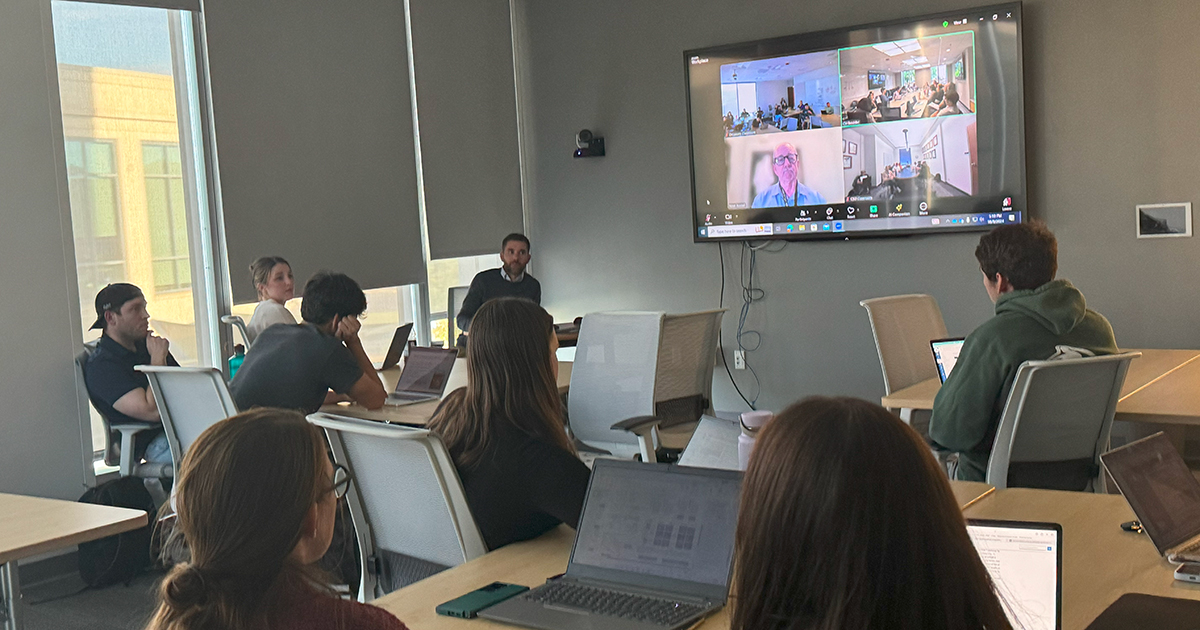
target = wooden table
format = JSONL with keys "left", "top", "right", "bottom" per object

{"left": 881, "top": 348, "right": 1200, "bottom": 425}
{"left": 0, "top": 493, "right": 146, "bottom": 629}
{"left": 321, "top": 360, "right": 572, "bottom": 425}
{"left": 963, "top": 488, "right": 1200, "bottom": 629}
{"left": 371, "top": 480, "right": 995, "bottom": 629}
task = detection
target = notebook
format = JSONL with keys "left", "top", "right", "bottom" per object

{"left": 1100, "top": 432, "right": 1200, "bottom": 563}
{"left": 479, "top": 459, "right": 742, "bottom": 630}
{"left": 967, "top": 519, "right": 1062, "bottom": 630}
{"left": 383, "top": 346, "right": 457, "bottom": 406}
{"left": 931, "top": 337, "right": 966, "bottom": 383}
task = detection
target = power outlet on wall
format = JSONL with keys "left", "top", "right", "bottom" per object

{"left": 734, "top": 350, "right": 746, "bottom": 370}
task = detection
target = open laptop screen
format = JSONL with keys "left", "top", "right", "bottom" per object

{"left": 967, "top": 520, "right": 1062, "bottom": 630}
{"left": 931, "top": 337, "right": 966, "bottom": 383}
{"left": 568, "top": 460, "right": 742, "bottom": 597}
{"left": 394, "top": 347, "right": 457, "bottom": 395}
{"left": 1101, "top": 432, "right": 1200, "bottom": 555}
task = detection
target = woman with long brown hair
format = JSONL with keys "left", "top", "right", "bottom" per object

{"left": 145, "top": 409, "right": 407, "bottom": 630}
{"left": 428, "top": 297, "right": 590, "bottom": 550}
{"left": 732, "top": 396, "right": 1013, "bottom": 630}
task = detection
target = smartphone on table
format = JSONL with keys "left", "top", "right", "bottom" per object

{"left": 1174, "top": 563, "right": 1200, "bottom": 583}
{"left": 435, "top": 582, "right": 529, "bottom": 618}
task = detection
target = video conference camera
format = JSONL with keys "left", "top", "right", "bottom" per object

{"left": 574, "top": 129, "right": 605, "bottom": 158}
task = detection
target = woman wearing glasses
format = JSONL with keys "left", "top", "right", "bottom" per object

{"left": 145, "top": 408, "right": 408, "bottom": 630}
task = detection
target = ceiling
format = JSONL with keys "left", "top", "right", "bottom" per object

{"left": 840, "top": 32, "right": 974, "bottom": 76}
{"left": 720, "top": 50, "right": 838, "bottom": 84}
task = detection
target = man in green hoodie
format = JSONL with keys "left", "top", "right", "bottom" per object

{"left": 929, "top": 222, "right": 1118, "bottom": 483}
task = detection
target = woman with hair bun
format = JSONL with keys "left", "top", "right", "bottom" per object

{"left": 145, "top": 408, "right": 407, "bottom": 630}
{"left": 246, "top": 256, "right": 296, "bottom": 342}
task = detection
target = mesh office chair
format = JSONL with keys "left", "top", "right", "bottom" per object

{"left": 447, "top": 285, "right": 471, "bottom": 349}
{"left": 985, "top": 352, "right": 1140, "bottom": 491}
{"left": 611, "top": 310, "right": 725, "bottom": 461}
{"left": 859, "top": 294, "right": 949, "bottom": 423}
{"left": 75, "top": 342, "right": 169, "bottom": 479}
{"left": 307, "top": 413, "right": 486, "bottom": 602}
{"left": 136, "top": 366, "right": 239, "bottom": 466}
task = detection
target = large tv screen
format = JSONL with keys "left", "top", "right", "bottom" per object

{"left": 685, "top": 3, "right": 1025, "bottom": 241}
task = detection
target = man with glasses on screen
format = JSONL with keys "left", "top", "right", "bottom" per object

{"left": 751, "top": 142, "right": 826, "bottom": 208}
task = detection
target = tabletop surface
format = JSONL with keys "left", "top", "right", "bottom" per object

{"left": 881, "top": 348, "right": 1200, "bottom": 418}
{"left": 963, "top": 487, "right": 1200, "bottom": 629}
{"left": 322, "top": 360, "right": 571, "bottom": 425}
{"left": 0, "top": 492, "right": 147, "bottom": 565}
{"left": 372, "top": 480, "right": 995, "bottom": 629}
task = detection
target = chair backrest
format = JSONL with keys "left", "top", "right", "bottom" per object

{"left": 307, "top": 413, "right": 486, "bottom": 601}
{"left": 655, "top": 310, "right": 724, "bottom": 412}
{"left": 568, "top": 312, "right": 663, "bottom": 455}
{"left": 75, "top": 341, "right": 117, "bottom": 463}
{"left": 447, "top": 285, "right": 471, "bottom": 345}
{"left": 986, "top": 352, "right": 1140, "bottom": 490}
{"left": 221, "top": 314, "right": 253, "bottom": 347}
{"left": 136, "top": 366, "right": 239, "bottom": 466}
{"left": 859, "top": 294, "right": 949, "bottom": 395}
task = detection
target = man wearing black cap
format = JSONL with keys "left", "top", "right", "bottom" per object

{"left": 82, "top": 283, "right": 178, "bottom": 463}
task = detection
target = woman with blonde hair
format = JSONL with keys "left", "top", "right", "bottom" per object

{"left": 246, "top": 256, "right": 296, "bottom": 341}
{"left": 146, "top": 408, "right": 408, "bottom": 630}
{"left": 732, "top": 396, "right": 1013, "bottom": 630}
{"left": 428, "top": 297, "right": 590, "bottom": 550}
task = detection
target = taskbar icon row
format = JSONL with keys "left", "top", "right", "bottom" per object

{"left": 699, "top": 211, "right": 1022, "bottom": 238}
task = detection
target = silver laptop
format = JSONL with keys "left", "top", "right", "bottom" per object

{"left": 1101, "top": 432, "right": 1200, "bottom": 563}
{"left": 967, "top": 519, "right": 1062, "bottom": 630}
{"left": 931, "top": 337, "right": 966, "bottom": 383}
{"left": 479, "top": 459, "right": 742, "bottom": 630}
{"left": 384, "top": 346, "right": 457, "bottom": 406}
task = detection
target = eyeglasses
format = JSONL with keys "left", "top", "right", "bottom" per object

{"left": 772, "top": 154, "right": 798, "bottom": 166}
{"left": 330, "top": 463, "right": 353, "bottom": 499}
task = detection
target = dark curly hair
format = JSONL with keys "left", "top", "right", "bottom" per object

{"left": 299, "top": 271, "right": 367, "bottom": 325}
{"left": 975, "top": 221, "right": 1057, "bottom": 290}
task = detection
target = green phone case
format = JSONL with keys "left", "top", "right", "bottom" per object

{"left": 435, "top": 582, "right": 530, "bottom": 619}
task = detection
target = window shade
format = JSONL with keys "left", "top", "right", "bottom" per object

{"left": 202, "top": 0, "right": 426, "bottom": 304}
{"left": 409, "top": 0, "right": 525, "bottom": 261}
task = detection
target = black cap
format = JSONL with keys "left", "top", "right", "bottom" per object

{"left": 90, "top": 283, "right": 144, "bottom": 330}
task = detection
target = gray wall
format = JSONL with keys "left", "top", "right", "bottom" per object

{"left": 517, "top": 0, "right": 1200, "bottom": 413}
{"left": 0, "top": 0, "right": 93, "bottom": 499}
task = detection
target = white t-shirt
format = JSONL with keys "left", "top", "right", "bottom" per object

{"left": 247, "top": 299, "right": 297, "bottom": 342}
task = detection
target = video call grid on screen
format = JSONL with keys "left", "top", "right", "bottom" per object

{"left": 685, "top": 3, "right": 1026, "bottom": 242}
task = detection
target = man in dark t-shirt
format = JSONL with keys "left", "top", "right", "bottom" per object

{"left": 83, "top": 283, "right": 178, "bottom": 463}
{"left": 455, "top": 233, "right": 541, "bottom": 347}
{"left": 230, "top": 272, "right": 387, "bottom": 413}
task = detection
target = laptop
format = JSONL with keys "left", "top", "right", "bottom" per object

{"left": 479, "top": 459, "right": 742, "bottom": 630}
{"left": 967, "top": 519, "right": 1062, "bottom": 630}
{"left": 383, "top": 346, "right": 458, "bottom": 406}
{"left": 375, "top": 323, "right": 414, "bottom": 370}
{"left": 1101, "top": 432, "right": 1200, "bottom": 563}
{"left": 930, "top": 337, "right": 966, "bottom": 383}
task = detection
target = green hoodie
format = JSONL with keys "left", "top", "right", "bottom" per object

{"left": 929, "top": 279, "right": 1118, "bottom": 482}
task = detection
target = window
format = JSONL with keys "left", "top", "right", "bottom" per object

{"left": 143, "top": 143, "right": 191, "bottom": 292}
{"left": 427, "top": 253, "right": 501, "bottom": 345}
{"left": 53, "top": 1, "right": 214, "bottom": 458}
{"left": 66, "top": 139, "right": 126, "bottom": 303}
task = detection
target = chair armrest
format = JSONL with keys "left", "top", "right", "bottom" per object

{"left": 611, "top": 415, "right": 661, "bottom": 435}
{"left": 111, "top": 423, "right": 157, "bottom": 435}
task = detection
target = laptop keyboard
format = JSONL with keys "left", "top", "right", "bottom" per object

{"left": 525, "top": 581, "right": 704, "bottom": 626}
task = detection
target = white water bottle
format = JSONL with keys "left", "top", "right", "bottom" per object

{"left": 738, "top": 410, "right": 773, "bottom": 470}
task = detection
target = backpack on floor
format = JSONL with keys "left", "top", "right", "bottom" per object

{"left": 77, "top": 477, "right": 156, "bottom": 588}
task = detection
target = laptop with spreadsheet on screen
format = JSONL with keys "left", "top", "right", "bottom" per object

{"left": 479, "top": 459, "right": 742, "bottom": 630}
{"left": 931, "top": 337, "right": 966, "bottom": 383}
{"left": 967, "top": 519, "right": 1062, "bottom": 630}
